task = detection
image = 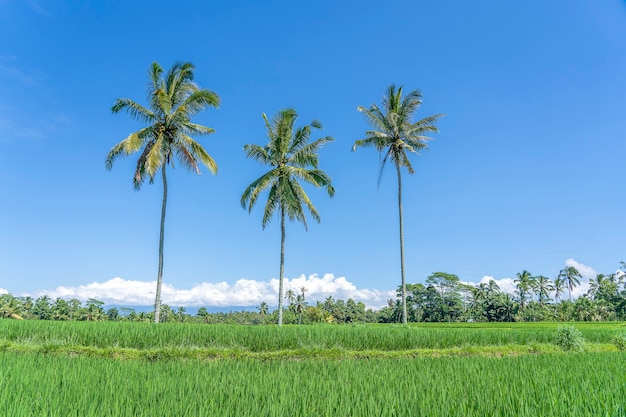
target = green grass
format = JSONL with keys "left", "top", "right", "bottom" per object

{"left": 2, "top": 320, "right": 625, "bottom": 416}
{"left": 1, "top": 320, "right": 624, "bottom": 353}
{"left": 1, "top": 351, "right": 624, "bottom": 416}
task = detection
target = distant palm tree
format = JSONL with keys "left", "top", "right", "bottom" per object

{"left": 532, "top": 275, "right": 554, "bottom": 306}
{"left": 487, "top": 279, "right": 501, "bottom": 294}
{"left": 175, "top": 306, "right": 187, "bottom": 322}
{"left": 353, "top": 85, "right": 442, "bottom": 324}
{"left": 553, "top": 276, "right": 566, "bottom": 304}
{"left": 294, "top": 294, "right": 307, "bottom": 324}
{"left": 241, "top": 108, "right": 334, "bottom": 326}
{"left": 285, "top": 289, "right": 296, "bottom": 306}
{"left": 106, "top": 62, "right": 220, "bottom": 323}
{"left": 514, "top": 270, "right": 534, "bottom": 310}
{"left": 558, "top": 266, "right": 582, "bottom": 302}
{"left": 588, "top": 274, "right": 607, "bottom": 300}
{"left": 323, "top": 295, "right": 335, "bottom": 313}
{"left": 257, "top": 301, "right": 269, "bottom": 316}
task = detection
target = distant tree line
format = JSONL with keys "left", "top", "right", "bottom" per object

{"left": 0, "top": 290, "right": 376, "bottom": 325}
{"left": 378, "top": 264, "right": 626, "bottom": 323}
{"left": 3, "top": 262, "right": 626, "bottom": 324}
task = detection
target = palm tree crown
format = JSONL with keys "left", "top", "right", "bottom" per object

{"left": 533, "top": 275, "right": 554, "bottom": 306}
{"left": 241, "top": 108, "right": 334, "bottom": 325}
{"left": 514, "top": 270, "right": 534, "bottom": 309}
{"left": 106, "top": 61, "right": 220, "bottom": 186}
{"left": 558, "top": 266, "right": 582, "bottom": 302}
{"left": 106, "top": 61, "right": 220, "bottom": 323}
{"left": 241, "top": 108, "right": 334, "bottom": 228}
{"left": 353, "top": 85, "right": 443, "bottom": 324}
{"left": 353, "top": 85, "right": 442, "bottom": 178}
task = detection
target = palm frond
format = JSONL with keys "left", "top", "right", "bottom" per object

{"left": 262, "top": 113, "right": 275, "bottom": 142}
{"left": 182, "top": 122, "right": 216, "bottom": 136}
{"left": 243, "top": 143, "right": 272, "bottom": 165}
{"left": 357, "top": 105, "right": 388, "bottom": 133}
{"left": 132, "top": 138, "right": 157, "bottom": 189}
{"left": 111, "top": 99, "right": 155, "bottom": 124}
{"left": 178, "top": 133, "right": 218, "bottom": 174}
{"left": 402, "top": 135, "right": 431, "bottom": 153}
{"left": 274, "top": 108, "right": 297, "bottom": 155}
{"left": 148, "top": 62, "right": 163, "bottom": 90}
{"left": 174, "top": 143, "right": 200, "bottom": 174}
{"left": 241, "top": 170, "right": 278, "bottom": 211}
{"left": 281, "top": 177, "right": 307, "bottom": 227}
{"left": 412, "top": 113, "right": 444, "bottom": 129}
{"left": 174, "top": 90, "right": 220, "bottom": 119}
{"left": 289, "top": 136, "right": 333, "bottom": 168}
{"left": 105, "top": 128, "right": 151, "bottom": 170}
{"left": 288, "top": 180, "right": 319, "bottom": 227}
{"left": 261, "top": 183, "right": 281, "bottom": 228}
{"left": 352, "top": 134, "right": 390, "bottom": 152}
{"left": 288, "top": 167, "right": 335, "bottom": 197}
{"left": 144, "top": 134, "right": 166, "bottom": 180}
{"left": 290, "top": 125, "right": 311, "bottom": 154}
{"left": 377, "top": 147, "right": 394, "bottom": 187}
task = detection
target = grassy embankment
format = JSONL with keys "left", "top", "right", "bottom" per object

{"left": 0, "top": 320, "right": 624, "bottom": 360}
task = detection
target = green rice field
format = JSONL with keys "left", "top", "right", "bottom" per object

{"left": 1, "top": 320, "right": 625, "bottom": 416}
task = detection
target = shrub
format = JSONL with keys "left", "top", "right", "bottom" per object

{"left": 554, "top": 325, "right": 584, "bottom": 352}
{"left": 611, "top": 333, "right": 626, "bottom": 351}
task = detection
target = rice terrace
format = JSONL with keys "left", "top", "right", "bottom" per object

{"left": 2, "top": 1, "right": 626, "bottom": 417}
{"left": 1, "top": 320, "right": 626, "bottom": 416}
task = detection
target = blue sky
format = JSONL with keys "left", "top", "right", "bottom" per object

{"left": 1, "top": 0, "right": 625, "bottom": 308}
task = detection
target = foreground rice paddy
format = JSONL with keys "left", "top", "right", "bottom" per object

{"left": 2, "top": 352, "right": 625, "bottom": 416}
{"left": 1, "top": 320, "right": 625, "bottom": 416}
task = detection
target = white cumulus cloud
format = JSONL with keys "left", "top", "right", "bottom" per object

{"left": 32, "top": 274, "right": 395, "bottom": 310}
{"left": 0, "top": 287, "right": 8, "bottom": 295}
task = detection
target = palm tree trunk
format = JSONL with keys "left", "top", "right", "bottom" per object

{"left": 277, "top": 205, "right": 285, "bottom": 326}
{"left": 396, "top": 163, "right": 407, "bottom": 325}
{"left": 153, "top": 166, "right": 168, "bottom": 323}
{"left": 569, "top": 283, "right": 572, "bottom": 302}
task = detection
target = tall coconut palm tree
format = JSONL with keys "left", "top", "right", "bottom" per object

{"left": 241, "top": 108, "right": 334, "bottom": 326}
{"left": 558, "top": 266, "right": 582, "bottom": 302}
{"left": 353, "top": 85, "right": 443, "bottom": 324}
{"left": 106, "top": 61, "right": 220, "bottom": 323}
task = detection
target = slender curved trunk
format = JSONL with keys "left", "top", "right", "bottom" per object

{"left": 154, "top": 166, "right": 168, "bottom": 323}
{"left": 396, "top": 163, "right": 407, "bottom": 324}
{"left": 277, "top": 205, "right": 285, "bottom": 326}
{"left": 568, "top": 282, "right": 572, "bottom": 302}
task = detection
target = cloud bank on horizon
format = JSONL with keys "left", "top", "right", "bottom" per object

{"left": 28, "top": 274, "right": 396, "bottom": 310}
{"left": 17, "top": 259, "right": 607, "bottom": 309}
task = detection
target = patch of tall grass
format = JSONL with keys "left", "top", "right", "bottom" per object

{"left": 1, "top": 352, "right": 624, "bottom": 416}
{"left": 0, "top": 320, "right": 623, "bottom": 352}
